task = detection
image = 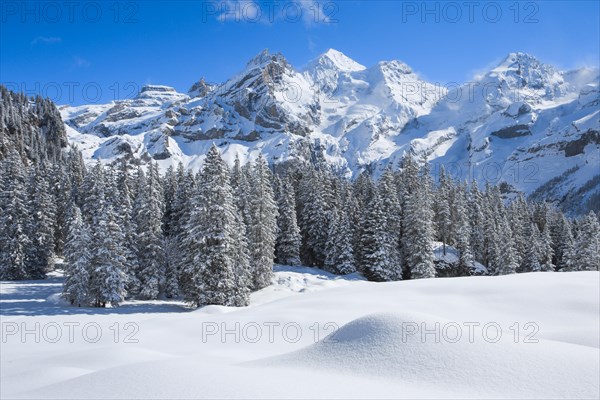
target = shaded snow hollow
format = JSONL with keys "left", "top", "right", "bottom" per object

{"left": 1, "top": 266, "right": 598, "bottom": 399}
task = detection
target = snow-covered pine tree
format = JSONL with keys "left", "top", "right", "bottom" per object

{"left": 359, "top": 188, "right": 389, "bottom": 281}
{"left": 180, "top": 145, "right": 249, "bottom": 307}
{"left": 537, "top": 223, "right": 555, "bottom": 272}
{"left": 397, "top": 153, "right": 420, "bottom": 202}
{"left": 402, "top": 163, "right": 436, "bottom": 279}
{"left": 493, "top": 214, "right": 519, "bottom": 275}
{"left": 573, "top": 212, "right": 600, "bottom": 271}
{"left": 360, "top": 171, "right": 403, "bottom": 282}
{"left": 162, "top": 164, "right": 178, "bottom": 238}
{"left": 468, "top": 181, "right": 486, "bottom": 265}
{"left": 88, "top": 202, "right": 127, "bottom": 307}
{"left": 230, "top": 208, "right": 252, "bottom": 307}
{"left": 556, "top": 215, "right": 575, "bottom": 271}
{"left": 247, "top": 154, "right": 278, "bottom": 290}
{"left": 523, "top": 222, "right": 542, "bottom": 272}
{"left": 133, "top": 163, "right": 166, "bottom": 299}
{"left": 508, "top": 195, "right": 529, "bottom": 272}
{"left": 0, "top": 150, "right": 31, "bottom": 280}
{"left": 324, "top": 206, "right": 356, "bottom": 275}
{"left": 172, "top": 168, "right": 197, "bottom": 294}
{"left": 453, "top": 184, "right": 475, "bottom": 275}
{"left": 559, "top": 227, "right": 577, "bottom": 272}
{"left": 25, "top": 165, "right": 56, "bottom": 278}
{"left": 434, "top": 166, "right": 452, "bottom": 254}
{"left": 102, "top": 165, "right": 119, "bottom": 208}
{"left": 161, "top": 164, "right": 180, "bottom": 297}
{"left": 233, "top": 160, "right": 253, "bottom": 230}
{"left": 482, "top": 183, "right": 502, "bottom": 274}
{"left": 352, "top": 171, "right": 375, "bottom": 270}
{"left": 275, "top": 175, "right": 302, "bottom": 266}
{"left": 297, "top": 167, "right": 330, "bottom": 267}
{"left": 49, "top": 162, "right": 71, "bottom": 256}
{"left": 230, "top": 154, "right": 243, "bottom": 193}
{"left": 114, "top": 159, "right": 139, "bottom": 294}
{"left": 379, "top": 168, "right": 402, "bottom": 250}
{"left": 178, "top": 184, "right": 205, "bottom": 306}
{"left": 62, "top": 206, "right": 92, "bottom": 306}
{"left": 80, "top": 161, "right": 106, "bottom": 227}
{"left": 66, "top": 146, "right": 86, "bottom": 207}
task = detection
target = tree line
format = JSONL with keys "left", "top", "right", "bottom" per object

{"left": 1, "top": 142, "right": 599, "bottom": 308}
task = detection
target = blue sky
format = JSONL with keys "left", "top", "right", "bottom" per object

{"left": 1, "top": 0, "right": 598, "bottom": 105}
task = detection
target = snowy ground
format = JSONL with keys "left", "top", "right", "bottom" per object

{"left": 1, "top": 266, "right": 598, "bottom": 399}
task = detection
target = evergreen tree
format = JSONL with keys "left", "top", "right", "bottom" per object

{"left": 523, "top": 222, "right": 542, "bottom": 272}
{"left": 468, "top": 182, "right": 486, "bottom": 265}
{"left": 297, "top": 168, "right": 330, "bottom": 267}
{"left": 162, "top": 164, "right": 178, "bottom": 238}
{"left": 352, "top": 171, "right": 375, "bottom": 268}
{"left": 159, "top": 164, "right": 181, "bottom": 298}
{"left": 25, "top": 165, "right": 56, "bottom": 278}
{"left": 0, "top": 150, "right": 30, "bottom": 280}
{"left": 180, "top": 145, "right": 249, "bottom": 307}
{"left": 275, "top": 176, "right": 302, "bottom": 266}
{"left": 62, "top": 206, "right": 91, "bottom": 306}
{"left": 538, "top": 223, "right": 555, "bottom": 272}
{"left": 67, "top": 146, "right": 86, "bottom": 207}
{"left": 493, "top": 215, "right": 519, "bottom": 275}
{"left": 324, "top": 207, "right": 356, "bottom": 275}
{"left": 359, "top": 168, "right": 403, "bottom": 281}
{"left": 508, "top": 195, "right": 529, "bottom": 271}
{"left": 556, "top": 216, "right": 575, "bottom": 271}
{"left": 482, "top": 184, "right": 501, "bottom": 273}
{"left": 453, "top": 185, "right": 475, "bottom": 275}
{"left": 230, "top": 208, "right": 252, "bottom": 307}
{"left": 115, "top": 159, "right": 139, "bottom": 294}
{"left": 133, "top": 163, "right": 166, "bottom": 299}
{"left": 434, "top": 166, "right": 452, "bottom": 254}
{"left": 402, "top": 165, "right": 436, "bottom": 279}
{"left": 172, "top": 168, "right": 196, "bottom": 294}
{"left": 81, "top": 162, "right": 106, "bottom": 227}
{"left": 247, "top": 154, "right": 278, "bottom": 290}
{"left": 89, "top": 203, "right": 127, "bottom": 307}
{"left": 49, "top": 162, "right": 71, "bottom": 256}
{"left": 573, "top": 212, "right": 600, "bottom": 271}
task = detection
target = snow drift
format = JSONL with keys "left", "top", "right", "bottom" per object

{"left": 1, "top": 268, "right": 598, "bottom": 399}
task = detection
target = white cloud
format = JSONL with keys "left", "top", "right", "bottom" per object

{"left": 31, "top": 36, "right": 62, "bottom": 46}
{"left": 71, "top": 56, "right": 91, "bottom": 69}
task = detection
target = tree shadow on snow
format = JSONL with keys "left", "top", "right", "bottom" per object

{"left": 0, "top": 276, "right": 192, "bottom": 316}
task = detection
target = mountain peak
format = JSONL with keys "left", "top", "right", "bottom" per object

{"left": 495, "top": 52, "right": 543, "bottom": 71}
{"left": 139, "top": 85, "right": 177, "bottom": 94}
{"left": 484, "top": 52, "right": 566, "bottom": 92}
{"left": 135, "top": 85, "right": 178, "bottom": 99}
{"left": 376, "top": 60, "right": 413, "bottom": 75}
{"left": 311, "top": 49, "right": 366, "bottom": 72}
{"left": 246, "top": 49, "right": 287, "bottom": 69}
{"left": 188, "top": 78, "right": 215, "bottom": 98}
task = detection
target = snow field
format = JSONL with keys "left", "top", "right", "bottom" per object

{"left": 1, "top": 267, "right": 598, "bottom": 399}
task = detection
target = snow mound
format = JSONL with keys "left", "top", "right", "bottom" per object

{"left": 250, "top": 264, "right": 366, "bottom": 305}
{"left": 258, "top": 312, "right": 599, "bottom": 399}
{"left": 2, "top": 271, "right": 598, "bottom": 399}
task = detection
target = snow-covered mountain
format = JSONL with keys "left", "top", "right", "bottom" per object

{"left": 61, "top": 50, "right": 600, "bottom": 213}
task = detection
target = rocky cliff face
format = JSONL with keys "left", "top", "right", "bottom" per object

{"left": 60, "top": 50, "right": 600, "bottom": 214}
{"left": 0, "top": 86, "right": 68, "bottom": 164}
{"left": 389, "top": 53, "right": 600, "bottom": 214}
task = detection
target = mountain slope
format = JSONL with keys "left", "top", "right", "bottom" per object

{"left": 60, "top": 50, "right": 600, "bottom": 213}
